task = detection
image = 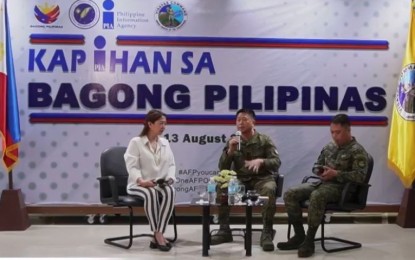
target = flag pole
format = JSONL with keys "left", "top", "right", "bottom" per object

{"left": 8, "top": 170, "right": 13, "bottom": 190}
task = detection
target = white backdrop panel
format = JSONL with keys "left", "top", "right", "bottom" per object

{"left": 0, "top": 0, "right": 408, "bottom": 205}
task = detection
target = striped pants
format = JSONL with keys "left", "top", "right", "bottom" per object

{"left": 127, "top": 184, "right": 175, "bottom": 233}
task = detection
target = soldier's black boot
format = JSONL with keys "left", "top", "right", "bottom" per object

{"left": 210, "top": 206, "right": 233, "bottom": 245}
{"left": 210, "top": 226, "right": 233, "bottom": 245}
{"left": 260, "top": 221, "right": 275, "bottom": 251}
{"left": 276, "top": 222, "right": 305, "bottom": 250}
{"left": 298, "top": 226, "right": 318, "bottom": 258}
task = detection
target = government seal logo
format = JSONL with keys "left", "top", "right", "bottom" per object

{"left": 34, "top": 3, "right": 60, "bottom": 24}
{"left": 155, "top": 1, "right": 187, "bottom": 31}
{"left": 396, "top": 63, "right": 415, "bottom": 120}
{"left": 69, "top": 0, "right": 100, "bottom": 29}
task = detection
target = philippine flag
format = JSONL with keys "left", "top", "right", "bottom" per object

{"left": 0, "top": 0, "right": 21, "bottom": 172}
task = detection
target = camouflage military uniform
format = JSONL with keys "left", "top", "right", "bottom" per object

{"left": 277, "top": 137, "right": 368, "bottom": 257}
{"left": 213, "top": 131, "right": 281, "bottom": 249}
{"left": 278, "top": 137, "right": 368, "bottom": 255}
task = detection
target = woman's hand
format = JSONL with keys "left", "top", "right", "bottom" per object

{"left": 167, "top": 178, "right": 174, "bottom": 185}
{"left": 137, "top": 179, "right": 156, "bottom": 187}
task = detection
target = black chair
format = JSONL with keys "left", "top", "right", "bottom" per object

{"left": 287, "top": 153, "right": 374, "bottom": 253}
{"left": 98, "top": 146, "right": 178, "bottom": 249}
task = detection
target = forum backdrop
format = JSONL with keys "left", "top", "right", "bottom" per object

{"left": 0, "top": 0, "right": 408, "bottom": 205}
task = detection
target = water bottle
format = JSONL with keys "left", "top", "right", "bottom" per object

{"left": 228, "top": 176, "right": 239, "bottom": 205}
{"left": 207, "top": 178, "right": 217, "bottom": 204}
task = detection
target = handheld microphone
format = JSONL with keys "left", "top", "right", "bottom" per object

{"left": 235, "top": 131, "right": 241, "bottom": 151}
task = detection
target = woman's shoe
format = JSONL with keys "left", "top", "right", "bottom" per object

{"left": 149, "top": 241, "right": 157, "bottom": 249}
{"left": 156, "top": 241, "right": 171, "bottom": 252}
{"left": 150, "top": 241, "right": 172, "bottom": 249}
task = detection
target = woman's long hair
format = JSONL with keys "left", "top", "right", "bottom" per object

{"left": 139, "top": 109, "right": 166, "bottom": 137}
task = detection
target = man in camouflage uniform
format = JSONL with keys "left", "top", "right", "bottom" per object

{"left": 277, "top": 114, "right": 369, "bottom": 257}
{"left": 211, "top": 108, "right": 281, "bottom": 252}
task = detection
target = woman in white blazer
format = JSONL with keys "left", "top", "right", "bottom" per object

{"left": 124, "top": 109, "right": 176, "bottom": 252}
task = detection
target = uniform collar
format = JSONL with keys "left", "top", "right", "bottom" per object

{"left": 337, "top": 136, "right": 356, "bottom": 149}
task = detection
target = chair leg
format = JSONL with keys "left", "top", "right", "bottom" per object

{"left": 104, "top": 206, "right": 153, "bottom": 249}
{"left": 314, "top": 221, "right": 362, "bottom": 253}
{"left": 167, "top": 209, "right": 178, "bottom": 243}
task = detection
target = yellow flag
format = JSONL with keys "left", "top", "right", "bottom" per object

{"left": 388, "top": 1, "right": 415, "bottom": 188}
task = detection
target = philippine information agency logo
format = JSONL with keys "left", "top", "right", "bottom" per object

{"left": 69, "top": 0, "right": 100, "bottom": 29}
{"left": 34, "top": 3, "right": 60, "bottom": 24}
{"left": 102, "top": 0, "right": 115, "bottom": 29}
{"left": 397, "top": 63, "right": 415, "bottom": 120}
{"left": 155, "top": 1, "right": 187, "bottom": 30}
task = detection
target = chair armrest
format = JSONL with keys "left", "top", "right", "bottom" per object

{"left": 302, "top": 175, "right": 321, "bottom": 183}
{"left": 300, "top": 176, "right": 371, "bottom": 209}
{"left": 338, "top": 181, "right": 371, "bottom": 209}
{"left": 97, "top": 176, "right": 119, "bottom": 204}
